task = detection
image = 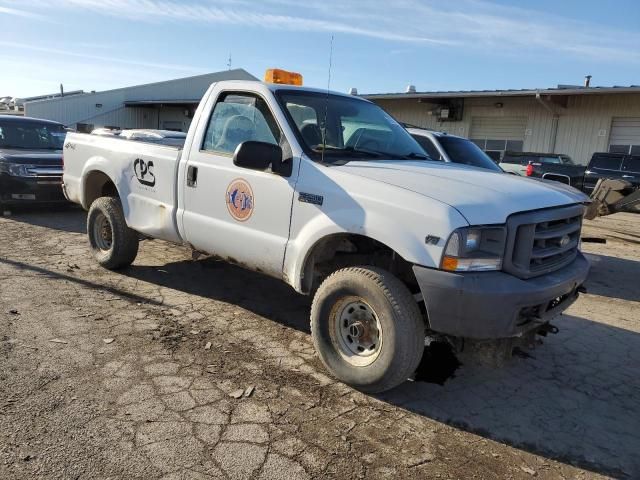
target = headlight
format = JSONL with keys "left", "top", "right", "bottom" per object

{"left": 7, "top": 164, "right": 36, "bottom": 177}
{"left": 441, "top": 226, "right": 506, "bottom": 272}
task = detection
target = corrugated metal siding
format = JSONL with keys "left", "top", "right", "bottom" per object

{"left": 158, "top": 107, "right": 193, "bottom": 132}
{"left": 469, "top": 116, "right": 527, "bottom": 140}
{"left": 24, "top": 69, "right": 256, "bottom": 129}
{"left": 551, "top": 94, "right": 640, "bottom": 164}
{"left": 375, "top": 93, "right": 640, "bottom": 165}
{"left": 610, "top": 117, "right": 640, "bottom": 144}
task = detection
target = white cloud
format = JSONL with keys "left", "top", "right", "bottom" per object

{"left": 1, "top": 0, "right": 638, "bottom": 63}
{"left": 0, "top": 4, "right": 45, "bottom": 19}
{"left": 0, "top": 40, "right": 205, "bottom": 73}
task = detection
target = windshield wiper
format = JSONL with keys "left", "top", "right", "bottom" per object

{"left": 342, "top": 146, "right": 382, "bottom": 158}
{"left": 312, "top": 145, "right": 381, "bottom": 158}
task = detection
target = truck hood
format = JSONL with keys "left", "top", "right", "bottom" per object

{"left": 333, "top": 160, "right": 589, "bottom": 224}
{"left": 0, "top": 148, "right": 63, "bottom": 165}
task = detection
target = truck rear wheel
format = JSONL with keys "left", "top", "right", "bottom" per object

{"left": 87, "top": 196, "right": 139, "bottom": 270}
{"left": 311, "top": 266, "right": 425, "bottom": 393}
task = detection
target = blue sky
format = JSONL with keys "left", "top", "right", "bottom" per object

{"left": 1, "top": 0, "right": 639, "bottom": 98}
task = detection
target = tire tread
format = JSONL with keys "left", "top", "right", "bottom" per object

{"left": 87, "top": 196, "right": 138, "bottom": 270}
{"left": 311, "top": 266, "right": 424, "bottom": 393}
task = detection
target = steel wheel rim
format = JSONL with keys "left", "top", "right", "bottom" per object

{"left": 332, "top": 297, "right": 382, "bottom": 367}
{"left": 93, "top": 212, "right": 113, "bottom": 251}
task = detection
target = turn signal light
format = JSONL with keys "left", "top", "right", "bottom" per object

{"left": 264, "top": 68, "right": 303, "bottom": 86}
{"left": 441, "top": 256, "right": 459, "bottom": 271}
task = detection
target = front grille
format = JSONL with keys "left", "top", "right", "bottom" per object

{"left": 504, "top": 204, "right": 584, "bottom": 279}
{"left": 27, "top": 165, "right": 63, "bottom": 184}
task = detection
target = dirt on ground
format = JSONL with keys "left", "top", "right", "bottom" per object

{"left": 0, "top": 207, "right": 638, "bottom": 479}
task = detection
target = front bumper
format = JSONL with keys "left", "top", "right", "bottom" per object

{"left": 0, "top": 174, "right": 67, "bottom": 205}
{"left": 413, "top": 252, "right": 590, "bottom": 339}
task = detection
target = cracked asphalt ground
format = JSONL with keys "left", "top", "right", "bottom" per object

{"left": 0, "top": 208, "right": 638, "bottom": 479}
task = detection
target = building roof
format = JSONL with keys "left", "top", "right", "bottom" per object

{"left": 364, "top": 85, "right": 640, "bottom": 100}
{"left": 24, "top": 69, "right": 258, "bottom": 106}
{"left": 123, "top": 99, "right": 201, "bottom": 106}
{"left": 16, "top": 90, "right": 85, "bottom": 104}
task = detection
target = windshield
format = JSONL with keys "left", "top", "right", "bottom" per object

{"left": 0, "top": 120, "right": 66, "bottom": 150}
{"left": 438, "top": 136, "right": 503, "bottom": 172}
{"left": 277, "top": 91, "right": 428, "bottom": 162}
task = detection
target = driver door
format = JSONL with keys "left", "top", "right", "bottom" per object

{"left": 181, "top": 91, "right": 298, "bottom": 279}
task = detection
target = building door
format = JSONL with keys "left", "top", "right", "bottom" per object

{"left": 469, "top": 116, "right": 527, "bottom": 162}
{"left": 609, "top": 118, "right": 640, "bottom": 155}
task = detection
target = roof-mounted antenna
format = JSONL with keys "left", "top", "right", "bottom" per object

{"left": 227, "top": 53, "right": 232, "bottom": 70}
{"left": 321, "top": 35, "right": 334, "bottom": 165}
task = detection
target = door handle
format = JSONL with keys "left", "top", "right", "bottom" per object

{"left": 622, "top": 175, "right": 635, "bottom": 179}
{"left": 187, "top": 165, "right": 198, "bottom": 187}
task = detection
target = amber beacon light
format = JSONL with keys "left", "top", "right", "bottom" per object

{"left": 264, "top": 69, "right": 303, "bottom": 86}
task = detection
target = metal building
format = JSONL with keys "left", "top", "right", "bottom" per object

{"left": 24, "top": 69, "right": 257, "bottom": 133}
{"left": 366, "top": 85, "right": 640, "bottom": 165}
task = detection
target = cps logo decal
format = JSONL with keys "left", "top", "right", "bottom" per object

{"left": 225, "top": 179, "right": 254, "bottom": 222}
{"left": 134, "top": 158, "right": 156, "bottom": 187}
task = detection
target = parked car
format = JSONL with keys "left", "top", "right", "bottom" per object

{"left": 582, "top": 152, "right": 640, "bottom": 194}
{"left": 63, "top": 71, "right": 590, "bottom": 393}
{"left": 405, "top": 126, "right": 502, "bottom": 172}
{"left": 500, "top": 152, "right": 586, "bottom": 189}
{"left": 120, "top": 129, "right": 187, "bottom": 147}
{"left": 0, "top": 115, "right": 67, "bottom": 208}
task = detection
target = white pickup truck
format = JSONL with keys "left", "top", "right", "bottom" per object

{"left": 62, "top": 72, "right": 590, "bottom": 392}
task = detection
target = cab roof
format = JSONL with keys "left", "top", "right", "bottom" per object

{"left": 0, "top": 115, "right": 64, "bottom": 126}
{"left": 223, "top": 80, "right": 371, "bottom": 102}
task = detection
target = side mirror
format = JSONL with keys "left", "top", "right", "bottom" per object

{"left": 233, "top": 141, "right": 283, "bottom": 172}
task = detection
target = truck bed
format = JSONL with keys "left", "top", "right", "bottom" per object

{"left": 62, "top": 132, "right": 184, "bottom": 243}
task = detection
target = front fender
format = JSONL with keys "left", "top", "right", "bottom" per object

{"left": 283, "top": 198, "right": 468, "bottom": 293}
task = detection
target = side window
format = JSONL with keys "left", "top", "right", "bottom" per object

{"left": 412, "top": 135, "right": 442, "bottom": 160}
{"left": 622, "top": 156, "right": 640, "bottom": 173}
{"left": 202, "top": 93, "right": 281, "bottom": 154}
{"left": 591, "top": 155, "right": 623, "bottom": 171}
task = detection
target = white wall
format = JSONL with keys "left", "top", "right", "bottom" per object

{"left": 374, "top": 93, "right": 640, "bottom": 164}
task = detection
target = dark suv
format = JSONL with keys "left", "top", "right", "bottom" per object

{"left": 0, "top": 115, "right": 67, "bottom": 208}
{"left": 583, "top": 152, "right": 640, "bottom": 194}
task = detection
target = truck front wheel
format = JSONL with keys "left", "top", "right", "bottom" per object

{"left": 87, "top": 196, "right": 139, "bottom": 270}
{"left": 311, "top": 266, "right": 425, "bottom": 393}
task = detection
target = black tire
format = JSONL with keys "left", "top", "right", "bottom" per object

{"left": 87, "top": 196, "right": 138, "bottom": 270}
{"left": 311, "top": 266, "right": 425, "bottom": 393}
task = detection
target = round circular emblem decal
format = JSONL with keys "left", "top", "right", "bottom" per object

{"left": 225, "top": 179, "right": 254, "bottom": 222}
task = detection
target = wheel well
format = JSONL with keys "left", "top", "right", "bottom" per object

{"left": 84, "top": 171, "right": 118, "bottom": 208}
{"left": 301, "top": 234, "right": 419, "bottom": 295}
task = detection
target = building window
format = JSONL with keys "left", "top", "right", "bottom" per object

{"left": 470, "top": 138, "right": 523, "bottom": 161}
{"left": 610, "top": 144, "right": 640, "bottom": 155}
